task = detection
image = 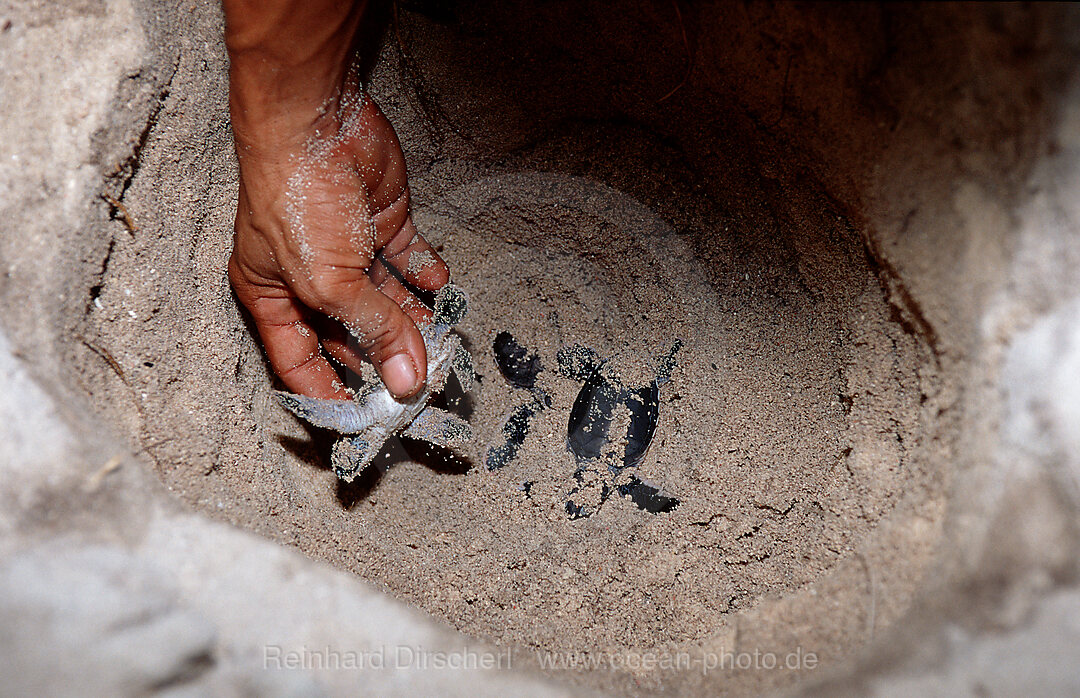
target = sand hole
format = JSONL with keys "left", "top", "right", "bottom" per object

{"left": 58, "top": 3, "right": 1017, "bottom": 693}
{"left": 76, "top": 160, "right": 940, "bottom": 688}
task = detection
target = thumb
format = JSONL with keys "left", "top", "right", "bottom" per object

{"left": 304, "top": 273, "right": 428, "bottom": 400}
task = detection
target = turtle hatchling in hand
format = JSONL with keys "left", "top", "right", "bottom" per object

{"left": 275, "top": 283, "right": 475, "bottom": 481}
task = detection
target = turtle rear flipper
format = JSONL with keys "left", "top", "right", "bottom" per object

{"left": 617, "top": 475, "right": 680, "bottom": 513}
{"left": 565, "top": 467, "right": 613, "bottom": 519}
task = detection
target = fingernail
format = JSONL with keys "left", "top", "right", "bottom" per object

{"left": 382, "top": 353, "right": 418, "bottom": 398}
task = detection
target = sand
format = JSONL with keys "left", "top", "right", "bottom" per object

{"left": 10, "top": 1, "right": 1080, "bottom": 695}
{"left": 19, "top": 2, "right": 964, "bottom": 694}
{"left": 72, "top": 125, "right": 938, "bottom": 695}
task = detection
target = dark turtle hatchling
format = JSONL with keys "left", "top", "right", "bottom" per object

{"left": 486, "top": 331, "right": 551, "bottom": 471}
{"left": 558, "top": 340, "right": 682, "bottom": 518}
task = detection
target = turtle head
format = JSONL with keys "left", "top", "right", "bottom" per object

{"left": 432, "top": 283, "right": 468, "bottom": 328}
{"left": 331, "top": 433, "right": 383, "bottom": 481}
{"left": 557, "top": 344, "right": 602, "bottom": 382}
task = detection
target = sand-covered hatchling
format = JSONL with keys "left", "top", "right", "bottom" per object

{"left": 275, "top": 283, "right": 475, "bottom": 481}
{"left": 558, "top": 340, "right": 682, "bottom": 518}
{"left": 487, "top": 332, "right": 682, "bottom": 518}
{"left": 486, "top": 331, "right": 551, "bottom": 471}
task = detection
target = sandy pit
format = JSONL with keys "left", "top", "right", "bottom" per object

{"left": 70, "top": 81, "right": 939, "bottom": 697}
{"left": 4, "top": 1, "right": 1079, "bottom": 696}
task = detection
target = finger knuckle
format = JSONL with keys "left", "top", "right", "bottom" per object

{"left": 279, "top": 352, "right": 319, "bottom": 380}
{"left": 305, "top": 276, "right": 347, "bottom": 305}
{"left": 426, "top": 258, "right": 451, "bottom": 287}
{"left": 226, "top": 256, "right": 243, "bottom": 285}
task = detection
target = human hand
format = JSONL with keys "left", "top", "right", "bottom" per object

{"left": 225, "top": 2, "right": 449, "bottom": 401}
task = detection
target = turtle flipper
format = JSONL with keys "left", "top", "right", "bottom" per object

{"left": 617, "top": 475, "right": 680, "bottom": 513}
{"left": 331, "top": 435, "right": 381, "bottom": 481}
{"left": 433, "top": 283, "right": 468, "bottom": 327}
{"left": 655, "top": 339, "right": 683, "bottom": 385}
{"left": 275, "top": 391, "right": 378, "bottom": 433}
{"left": 452, "top": 343, "right": 475, "bottom": 393}
{"left": 485, "top": 395, "right": 546, "bottom": 470}
{"left": 493, "top": 331, "right": 542, "bottom": 389}
{"left": 564, "top": 466, "right": 613, "bottom": 519}
{"left": 404, "top": 406, "right": 473, "bottom": 450}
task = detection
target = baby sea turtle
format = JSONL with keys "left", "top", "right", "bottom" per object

{"left": 486, "top": 331, "right": 551, "bottom": 471}
{"left": 275, "top": 284, "right": 475, "bottom": 481}
{"left": 558, "top": 340, "right": 682, "bottom": 518}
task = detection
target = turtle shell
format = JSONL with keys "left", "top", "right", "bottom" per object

{"left": 566, "top": 365, "right": 660, "bottom": 471}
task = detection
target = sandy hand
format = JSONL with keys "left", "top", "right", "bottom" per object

{"left": 227, "top": 75, "right": 449, "bottom": 401}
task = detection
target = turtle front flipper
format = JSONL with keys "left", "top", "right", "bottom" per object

{"left": 331, "top": 435, "right": 381, "bottom": 481}
{"left": 452, "top": 343, "right": 475, "bottom": 393}
{"left": 432, "top": 283, "right": 469, "bottom": 328}
{"left": 404, "top": 406, "right": 473, "bottom": 456}
{"left": 275, "top": 391, "right": 378, "bottom": 433}
{"left": 655, "top": 339, "right": 683, "bottom": 386}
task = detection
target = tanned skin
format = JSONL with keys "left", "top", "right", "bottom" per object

{"left": 223, "top": 0, "right": 449, "bottom": 401}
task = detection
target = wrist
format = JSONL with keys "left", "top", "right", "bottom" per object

{"left": 229, "top": 59, "right": 360, "bottom": 158}
{"left": 225, "top": 1, "right": 365, "bottom": 156}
